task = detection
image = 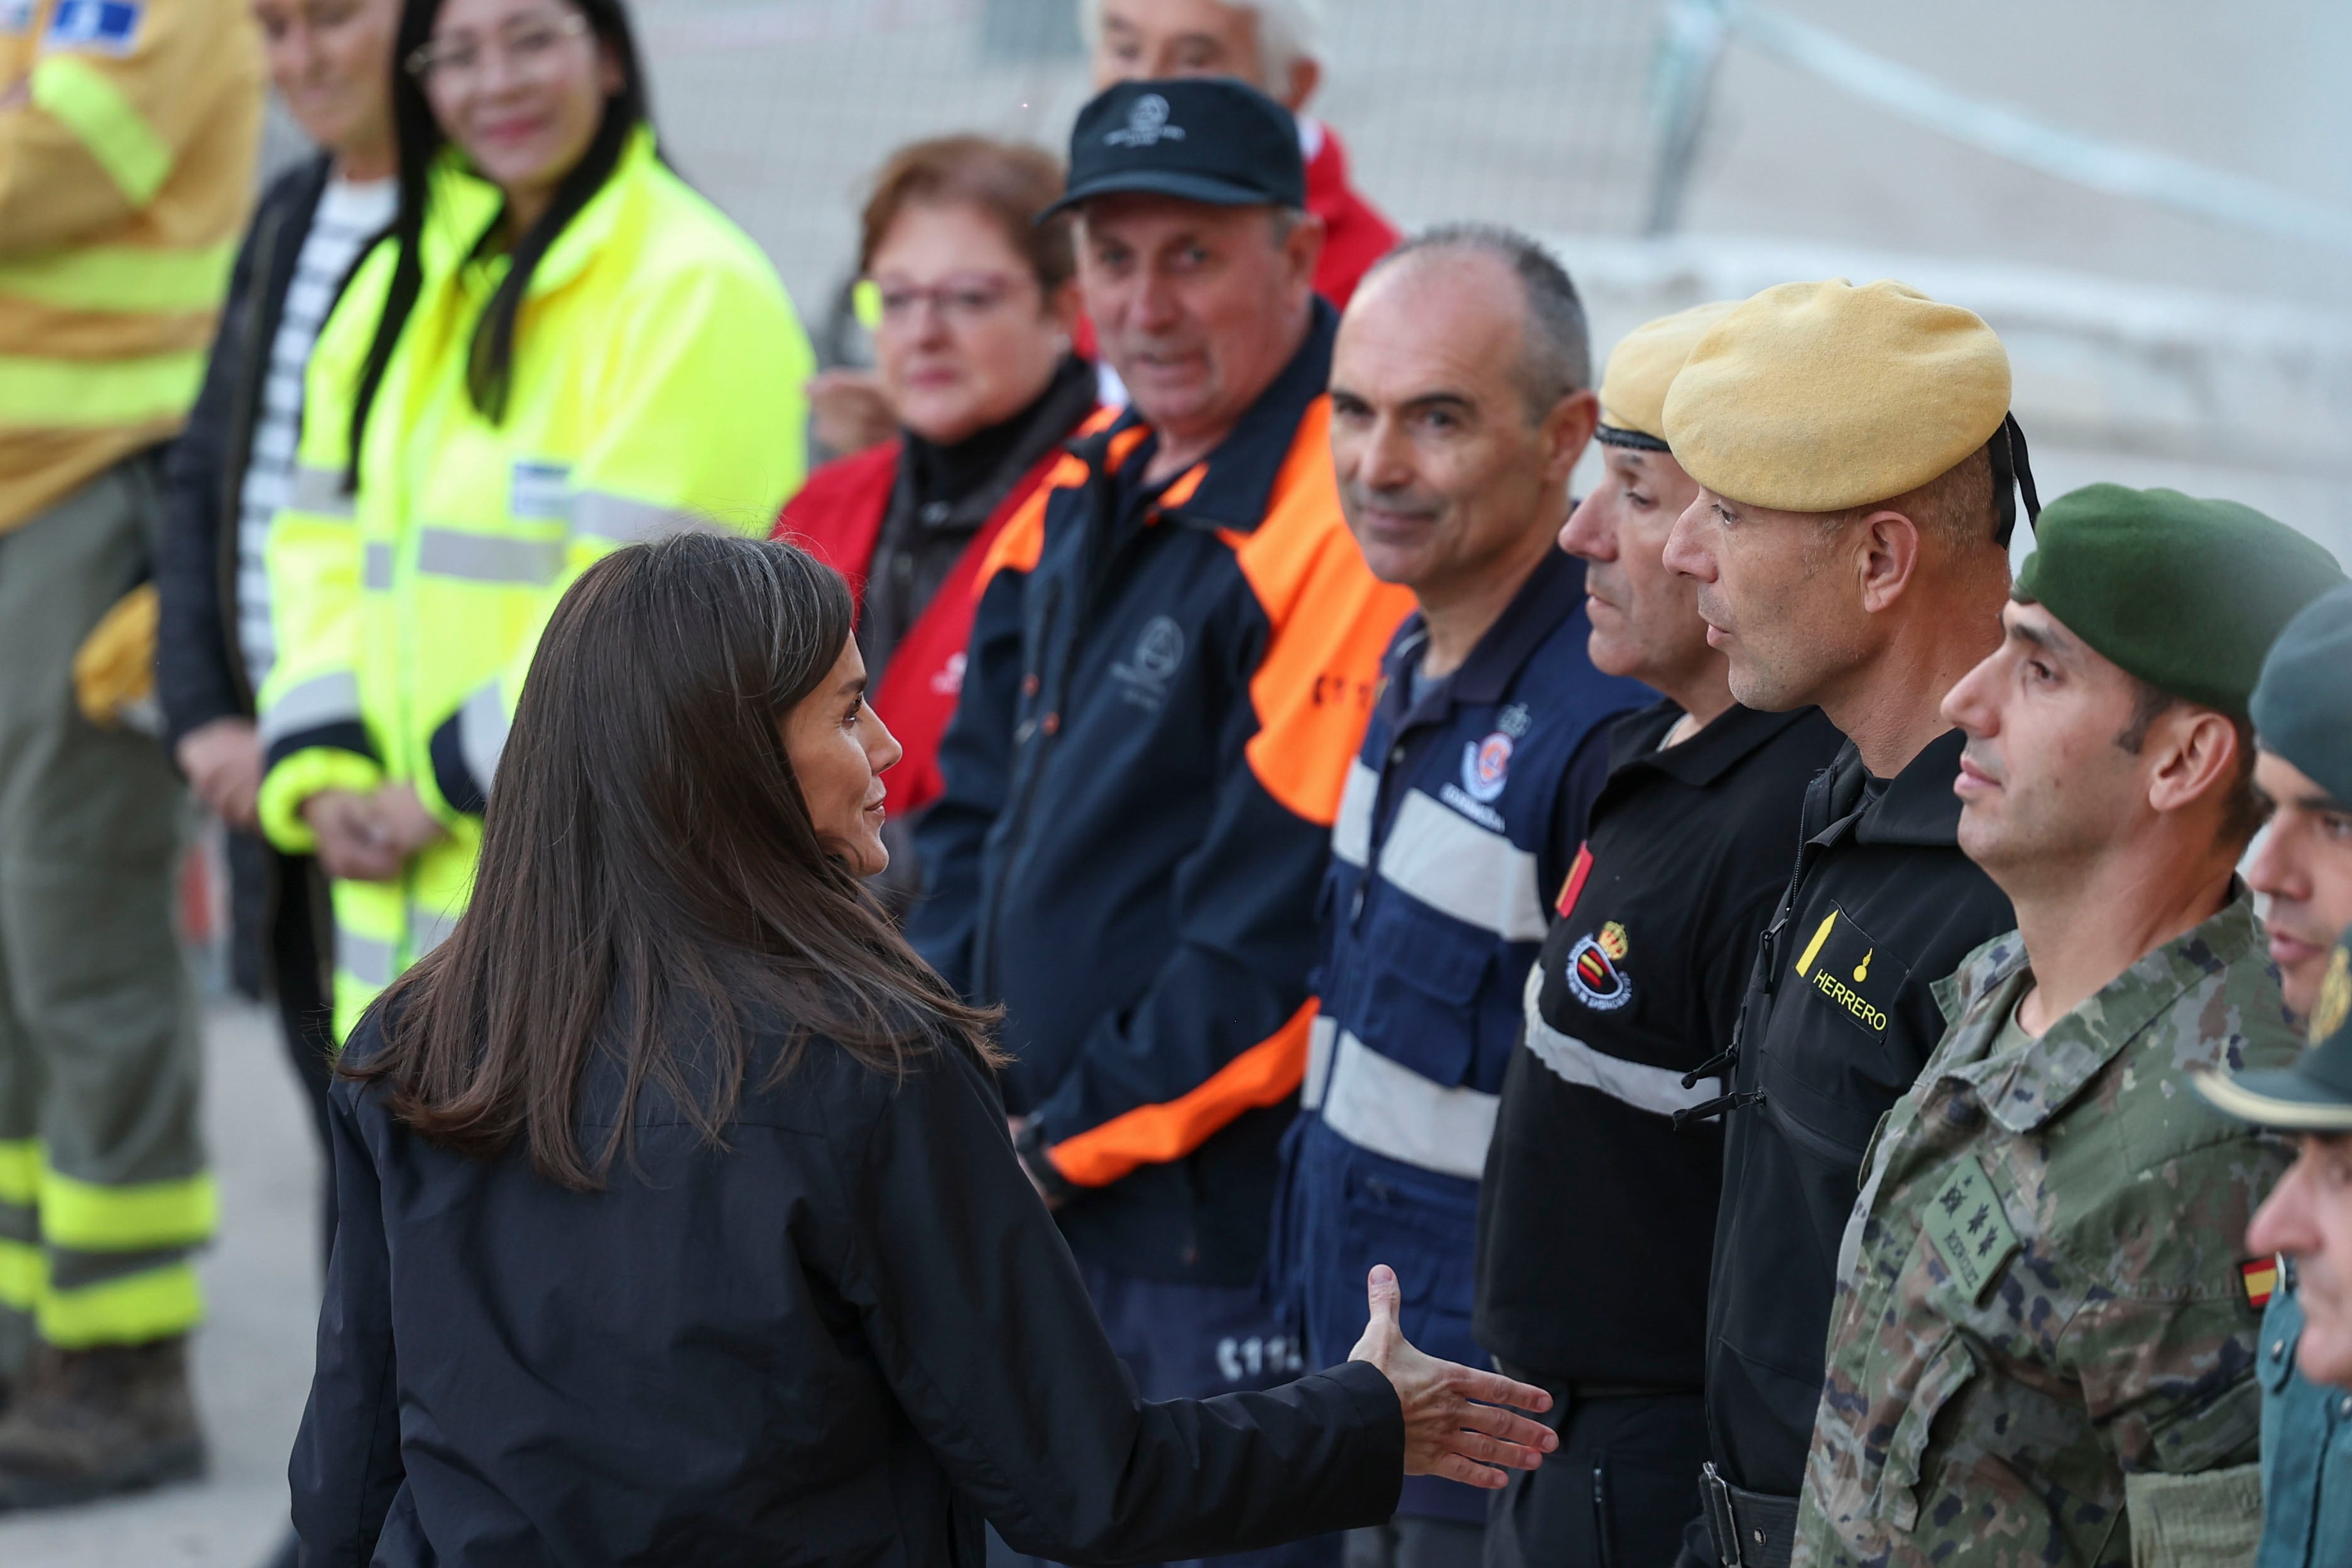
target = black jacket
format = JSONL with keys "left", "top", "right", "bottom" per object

{"left": 1697, "top": 729, "right": 2014, "bottom": 1500}
{"left": 155, "top": 153, "right": 336, "bottom": 998}
{"left": 291, "top": 1008, "right": 1404, "bottom": 1566}
{"left": 1474, "top": 701, "right": 1842, "bottom": 1388}
{"left": 910, "top": 302, "right": 1410, "bottom": 1286}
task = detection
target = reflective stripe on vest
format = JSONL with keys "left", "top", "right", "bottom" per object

{"left": 574, "top": 491, "right": 714, "bottom": 545}
{"left": 458, "top": 682, "right": 508, "bottom": 791}
{"left": 1518, "top": 962, "right": 1723, "bottom": 1118}
{"left": 30, "top": 56, "right": 172, "bottom": 205}
{"left": 416, "top": 527, "right": 563, "bottom": 585}
{"left": 1375, "top": 788, "right": 1547, "bottom": 942}
{"left": 1318, "top": 1028, "right": 1498, "bottom": 1180}
{"left": 259, "top": 668, "right": 362, "bottom": 747}
{"left": 0, "top": 349, "right": 205, "bottom": 427}
{"left": 336, "top": 923, "right": 398, "bottom": 989}
{"left": 0, "top": 238, "right": 238, "bottom": 313}
{"left": 288, "top": 463, "right": 356, "bottom": 519}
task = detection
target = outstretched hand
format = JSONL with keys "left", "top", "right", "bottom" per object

{"left": 1347, "top": 1264, "right": 1555, "bottom": 1489}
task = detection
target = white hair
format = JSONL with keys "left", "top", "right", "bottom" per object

{"left": 1075, "top": 0, "right": 1326, "bottom": 94}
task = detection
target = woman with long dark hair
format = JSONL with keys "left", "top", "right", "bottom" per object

{"left": 251, "top": 0, "right": 814, "bottom": 1042}
{"left": 290, "top": 533, "right": 1556, "bottom": 1564}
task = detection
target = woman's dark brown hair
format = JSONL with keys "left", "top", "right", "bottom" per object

{"left": 348, "top": 533, "right": 998, "bottom": 1190}
{"left": 859, "top": 135, "right": 1073, "bottom": 295}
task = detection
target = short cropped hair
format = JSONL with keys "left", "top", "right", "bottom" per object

{"left": 1075, "top": 0, "right": 1325, "bottom": 94}
{"left": 1368, "top": 223, "right": 1592, "bottom": 422}
{"left": 2115, "top": 680, "right": 2270, "bottom": 851}
{"left": 859, "top": 136, "right": 1074, "bottom": 296}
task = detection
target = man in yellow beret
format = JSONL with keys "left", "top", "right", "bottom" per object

{"left": 1656, "top": 278, "right": 2028, "bottom": 1567}
{"left": 1794, "top": 483, "right": 2340, "bottom": 1567}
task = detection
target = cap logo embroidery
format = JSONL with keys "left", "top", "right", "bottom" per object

{"left": 1106, "top": 93, "right": 1187, "bottom": 148}
{"left": 2313, "top": 946, "right": 2350, "bottom": 1045}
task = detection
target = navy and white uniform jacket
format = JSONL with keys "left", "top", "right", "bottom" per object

{"left": 1274, "top": 547, "right": 1648, "bottom": 1522}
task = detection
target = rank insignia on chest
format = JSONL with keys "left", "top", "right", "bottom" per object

{"left": 1792, "top": 905, "right": 1907, "bottom": 1041}
{"left": 1922, "top": 1154, "right": 2022, "bottom": 1302}
{"left": 2241, "top": 1256, "right": 2280, "bottom": 1312}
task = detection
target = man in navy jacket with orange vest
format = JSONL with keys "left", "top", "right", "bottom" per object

{"left": 908, "top": 79, "right": 1413, "bottom": 1566}
{"left": 1271, "top": 228, "right": 1648, "bottom": 1568}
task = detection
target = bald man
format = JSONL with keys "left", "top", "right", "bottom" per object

{"left": 1272, "top": 226, "right": 1648, "bottom": 1568}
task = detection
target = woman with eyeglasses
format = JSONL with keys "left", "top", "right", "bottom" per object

{"left": 778, "top": 137, "right": 1098, "bottom": 907}
{"left": 253, "top": 0, "right": 814, "bottom": 1037}
{"left": 290, "top": 532, "right": 1557, "bottom": 1564}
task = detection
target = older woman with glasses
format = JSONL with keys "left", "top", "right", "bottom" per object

{"left": 777, "top": 136, "right": 1099, "bottom": 906}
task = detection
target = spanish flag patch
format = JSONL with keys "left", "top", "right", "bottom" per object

{"left": 2241, "top": 1256, "right": 2280, "bottom": 1312}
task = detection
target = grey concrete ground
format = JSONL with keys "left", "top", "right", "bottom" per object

{"left": 0, "top": 1004, "right": 320, "bottom": 1567}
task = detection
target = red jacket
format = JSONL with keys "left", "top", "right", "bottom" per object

{"left": 776, "top": 440, "right": 1070, "bottom": 818}
{"left": 1303, "top": 123, "right": 1398, "bottom": 307}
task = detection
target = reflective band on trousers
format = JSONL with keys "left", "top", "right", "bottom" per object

{"left": 0, "top": 239, "right": 239, "bottom": 314}
{"left": 1518, "top": 963, "right": 1723, "bottom": 1118}
{"left": 573, "top": 491, "right": 716, "bottom": 545}
{"left": 1375, "top": 788, "right": 1547, "bottom": 942}
{"left": 0, "top": 349, "right": 206, "bottom": 429}
{"left": 258, "top": 669, "right": 362, "bottom": 747}
{"left": 1317, "top": 1030, "right": 1499, "bottom": 1181}
{"left": 30, "top": 57, "right": 172, "bottom": 205}
{"left": 416, "top": 527, "right": 564, "bottom": 585}
{"left": 337, "top": 924, "right": 397, "bottom": 988}
{"left": 288, "top": 463, "right": 356, "bottom": 520}
{"left": 459, "top": 682, "right": 509, "bottom": 792}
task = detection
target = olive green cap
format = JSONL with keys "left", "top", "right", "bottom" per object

{"left": 2012, "top": 484, "right": 2345, "bottom": 716}
{"left": 2252, "top": 585, "right": 2352, "bottom": 807}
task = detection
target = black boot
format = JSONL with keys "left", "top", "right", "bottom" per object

{"left": 0, "top": 1336, "right": 205, "bottom": 1509}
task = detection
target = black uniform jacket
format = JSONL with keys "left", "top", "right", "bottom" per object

{"left": 292, "top": 1007, "right": 1404, "bottom": 1566}
{"left": 1474, "top": 700, "right": 1843, "bottom": 1388}
{"left": 155, "top": 152, "right": 337, "bottom": 999}
{"left": 1701, "top": 729, "right": 2013, "bottom": 1499}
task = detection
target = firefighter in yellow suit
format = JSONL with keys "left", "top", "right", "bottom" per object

{"left": 0, "top": 0, "right": 259, "bottom": 1506}
{"left": 255, "top": 79, "right": 810, "bottom": 1041}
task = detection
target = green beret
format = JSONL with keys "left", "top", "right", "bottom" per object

{"left": 2012, "top": 484, "right": 2345, "bottom": 715}
{"left": 2197, "top": 934, "right": 2352, "bottom": 1130}
{"left": 2252, "top": 585, "right": 2352, "bottom": 806}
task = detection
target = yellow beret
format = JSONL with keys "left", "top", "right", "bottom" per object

{"left": 1660, "top": 278, "right": 2012, "bottom": 512}
{"left": 1597, "top": 300, "right": 1740, "bottom": 445}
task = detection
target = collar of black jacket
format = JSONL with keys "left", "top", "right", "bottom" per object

{"left": 1380, "top": 547, "right": 1589, "bottom": 729}
{"left": 1608, "top": 699, "right": 1823, "bottom": 788}
{"left": 1830, "top": 726, "right": 1968, "bottom": 847}
{"left": 1084, "top": 295, "right": 1338, "bottom": 533}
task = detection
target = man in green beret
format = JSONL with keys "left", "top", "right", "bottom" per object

{"left": 1792, "top": 484, "right": 2344, "bottom": 1568}
{"left": 2200, "top": 584, "right": 2352, "bottom": 1568}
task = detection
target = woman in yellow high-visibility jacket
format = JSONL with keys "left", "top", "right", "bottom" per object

{"left": 256, "top": 0, "right": 812, "bottom": 1036}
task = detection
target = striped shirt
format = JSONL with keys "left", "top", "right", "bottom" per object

{"left": 236, "top": 175, "right": 395, "bottom": 685}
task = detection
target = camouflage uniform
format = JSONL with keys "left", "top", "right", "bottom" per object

{"left": 1792, "top": 888, "right": 2296, "bottom": 1568}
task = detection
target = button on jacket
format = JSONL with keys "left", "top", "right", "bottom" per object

{"left": 908, "top": 300, "right": 1415, "bottom": 1286}
{"left": 253, "top": 132, "right": 814, "bottom": 1036}
{"left": 291, "top": 1008, "right": 1406, "bottom": 1566}
{"left": 1795, "top": 892, "right": 2292, "bottom": 1567}
{"left": 1475, "top": 700, "right": 1842, "bottom": 1390}
{"left": 2258, "top": 1275, "right": 2352, "bottom": 1568}
{"left": 1278, "top": 547, "right": 1647, "bottom": 1520}
{"left": 1701, "top": 731, "right": 2015, "bottom": 1502}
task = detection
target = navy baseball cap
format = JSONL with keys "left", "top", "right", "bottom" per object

{"left": 1043, "top": 77, "right": 1307, "bottom": 219}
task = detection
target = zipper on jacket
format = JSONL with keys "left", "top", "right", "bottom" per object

{"left": 973, "top": 574, "right": 1064, "bottom": 1003}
